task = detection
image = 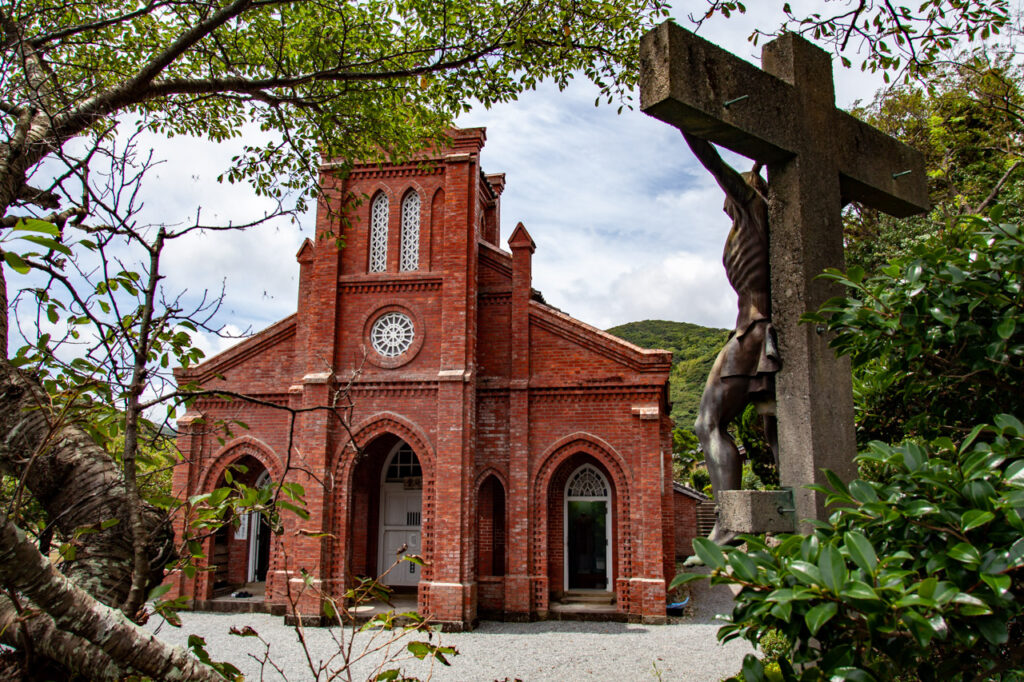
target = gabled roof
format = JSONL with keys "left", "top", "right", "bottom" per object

{"left": 174, "top": 314, "right": 297, "bottom": 383}
{"left": 673, "top": 482, "right": 711, "bottom": 501}
{"left": 529, "top": 300, "right": 673, "bottom": 373}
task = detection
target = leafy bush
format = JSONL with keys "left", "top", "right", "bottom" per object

{"left": 676, "top": 415, "right": 1024, "bottom": 681}
{"left": 805, "top": 213, "right": 1024, "bottom": 444}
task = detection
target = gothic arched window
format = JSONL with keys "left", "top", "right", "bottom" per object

{"left": 399, "top": 191, "right": 421, "bottom": 272}
{"left": 369, "top": 192, "right": 389, "bottom": 273}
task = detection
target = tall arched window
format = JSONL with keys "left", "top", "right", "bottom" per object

{"left": 369, "top": 192, "right": 389, "bottom": 273}
{"left": 399, "top": 191, "right": 420, "bottom": 272}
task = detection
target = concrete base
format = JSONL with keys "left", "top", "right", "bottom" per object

{"left": 435, "top": 619, "right": 479, "bottom": 632}
{"left": 718, "top": 489, "right": 796, "bottom": 534}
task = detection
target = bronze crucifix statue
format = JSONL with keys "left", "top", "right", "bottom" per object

{"left": 684, "top": 132, "right": 779, "bottom": 545}
{"left": 640, "top": 22, "right": 929, "bottom": 539}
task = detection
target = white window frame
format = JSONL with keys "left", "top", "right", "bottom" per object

{"left": 369, "top": 193, "right": 389, "bottom": 272}
{"left": 399, "top": 191, "right": 420, "bottom": 271}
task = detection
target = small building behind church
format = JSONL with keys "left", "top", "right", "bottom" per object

{"left": 168, "top": 128, "right": 677, "bottom": 628}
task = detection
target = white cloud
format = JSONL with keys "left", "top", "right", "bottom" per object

{"left": 191, "top": 324, "right": 249, "bottom": 360}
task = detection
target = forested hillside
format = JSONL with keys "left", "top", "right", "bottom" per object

{"left": 606, "top": 320, "right": 729, "bottom": 428}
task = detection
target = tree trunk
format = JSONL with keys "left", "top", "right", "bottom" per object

{"left": 0, "top": 361, "right": 173, "bottom": 605}
{"left": 0, "top": 362, "right": 223, "bottom": 679}
{"left": 0, "top": 517, "right": 224, "bottom": 682}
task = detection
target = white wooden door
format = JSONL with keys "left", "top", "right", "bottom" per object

{"left": 379, "top": 486, "right": 422, "bottom": 586}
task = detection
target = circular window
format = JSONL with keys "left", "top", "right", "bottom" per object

{"left": 370, "top": 312, "right": 415, "bottom": 357}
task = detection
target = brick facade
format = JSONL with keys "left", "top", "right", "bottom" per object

{"left": 672, "top": 483, "right": 711, "bottom": 559}
{"left": 168, "top": 128, "right": 676, "bottom": 627}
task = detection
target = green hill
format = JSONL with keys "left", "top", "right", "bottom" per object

{"left": 606, "top": 319, "right": 730, "bottom": 428}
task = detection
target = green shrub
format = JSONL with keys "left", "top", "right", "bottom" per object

{"left": 805, "top": 213, "right": 1024, "bottom": 445}
{"left": 675, "top": 415, "right": 1024, "bottom": 681}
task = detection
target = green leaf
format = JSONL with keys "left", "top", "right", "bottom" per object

{"left": 947, "top": 542, "right": 981, "bottom": 566}
{"left": 844, "top": 531, "right": 878, "bottom": 575}
{"left": 787, "top": 560, "right": 823, "bottom": 587}
{"left": 804, "top": 602, "right": 838, "bottom": 636}
{"left": 1008, "top": 537, "right": 1024, "bottom": 568}
{"left": 58, "top": 543, "right": 76, "bottom": 562}
{"left": 902, "top": 610, "right": 936, "bottom": 646}
{"left": 975, "top": 616, "right": 1008, "bottom": 645}
{"left": 980, "top": 573, "right": 1011, "bottom": 598}
{"left": 841, "top": 580, "right": 879, "bottom": 600}
{"left": 13, "top": 218, "right": 59, "bottom": 235}
{"left": 669, "top": 572, "right": 706, "bottom": 590}
{"left": 147, "top": 583, "right": 173, "bottom": 601}
{"left": 952, "top": 592, "right": 992, "bottom": 615}
{"left": 740, "top": 653, "right": 766, "bottom": 682}
{"left": 407, "top": 641, "right": 431, "bottom": 659}
{"left": 693, "top": 537, "right": 726, "bottom": 570}
{"left": 848, "top": 479, "right": 878, "bottom": 503}
{"left": 3, "top": 251, "right": 30, "bottom": 274}
{"left": 728, "top": 550, "right": 758, "bottom": 581}
{"left": 997, "top": 317, "right": 1016, "bottom": 340}
{"left": 19, "top": 235, "right": 72, "bottom": 256}
{"left": 960, "top": 509, "right": 995, "bottom": 531}
{"left": 818, "top": 545, "right": 846, "bottom": 592}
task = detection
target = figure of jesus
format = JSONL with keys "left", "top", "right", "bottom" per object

{"left": 684, "top": 132, "right": 780, "bottom": 546}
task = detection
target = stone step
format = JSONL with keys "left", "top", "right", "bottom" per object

{"left": 561, "top": 590, "right": 615, "bottom": 605}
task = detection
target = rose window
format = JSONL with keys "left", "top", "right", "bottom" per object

{"left": 370, "top": 312, "right": 415, "bottom": 357}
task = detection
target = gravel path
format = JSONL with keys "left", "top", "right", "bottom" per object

{"left": 147, "top": 580, "right": 752, "bottom": 681}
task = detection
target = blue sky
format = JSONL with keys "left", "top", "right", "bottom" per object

{"left": 142, "top": 3, "right": 894, "bottom": 358}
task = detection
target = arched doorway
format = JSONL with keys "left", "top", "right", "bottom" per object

{"left": 377, "top": 441, "right": 423, "bottom": 587}
{"left": 564, "top": 464, "right": 611, "bottom": 591}
{"left": 209, "top": 455, "right": 273, "bottom": 596}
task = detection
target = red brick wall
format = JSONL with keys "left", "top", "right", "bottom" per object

{"left": 172, "top": 128, "right": 674, "bottom": 626}
{"left": 674, "top": 492, "right": 700, "bottom": 559}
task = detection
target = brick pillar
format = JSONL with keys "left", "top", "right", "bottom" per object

{"left": 630, "top": 404, "right": 668, "bottom": 624}
{"left": 165, "top": 412, "right": 203, "bottom": 601}
{"left": 505, "top": 223, "right": 535, "bottom": 620}
{"left": 278, "top": 373, "right": 334, "bottom": 623}
{"left": 427, "top": 150, "right": 479, "bottom": 629}
{"left": 660, "top": 413, "right": 676, "bottom": 587}
{"left": 277, "top": 175, "right": 343, "bottom": 623}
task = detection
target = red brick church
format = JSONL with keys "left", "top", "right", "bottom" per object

{"left": 169, "top": 128, "right": 678, "bottom": 628}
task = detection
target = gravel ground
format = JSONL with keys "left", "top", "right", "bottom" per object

{"left": 147, "top": 580, "right": 752, "bottom": 681}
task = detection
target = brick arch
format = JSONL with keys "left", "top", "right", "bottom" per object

{"left": 335, "top": 412, "right": 435, "bottom": 484}
{"left": 199, "top": 435, "right": 284, "bottom": 492}
{"left": 399, "top": 180, "right": 427, "bottom": 204}
{"left": 364, "top": 183, "right": 397, "bottom": 204}
{"left": 531, "top": 434, "right": 633, "bottom": 603}
{"left": 194, "top": 436, "right": 283, "bottom": 602}
{"left": 332, "top": 412, "right": 437, "bottom": 583}
{"left": 474, "top": 466, "right": 508, "bottom": 492}
{"left": 475, "top": 469, "right": 508, "bottom": 583}
{"left": 532, "top": 433, "right": 632, "bottom": 502}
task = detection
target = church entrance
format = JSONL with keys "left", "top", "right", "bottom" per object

{"left": 377, "top": 442, "right": 423, "bottom": 587}
{"left": 564, "top": 465, "right": 611, "bottom": 591}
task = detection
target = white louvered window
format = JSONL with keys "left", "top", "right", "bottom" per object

{"left": 369, "top": 193, "right": 389, "bottom": 272}
{"left": 400, "top": 192, "right": 421, "bottom": 271}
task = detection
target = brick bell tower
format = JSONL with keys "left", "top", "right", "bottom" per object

{"left": 291, "top": 128, "right": 495, "bottom": 626}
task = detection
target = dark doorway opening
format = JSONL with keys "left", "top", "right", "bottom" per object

{"left": 567, "top": 500, "right": 608, "bottom": 589}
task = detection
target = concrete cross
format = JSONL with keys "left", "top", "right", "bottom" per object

{"left": 639, "top": 22, "right": 930, "bottom": 531}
